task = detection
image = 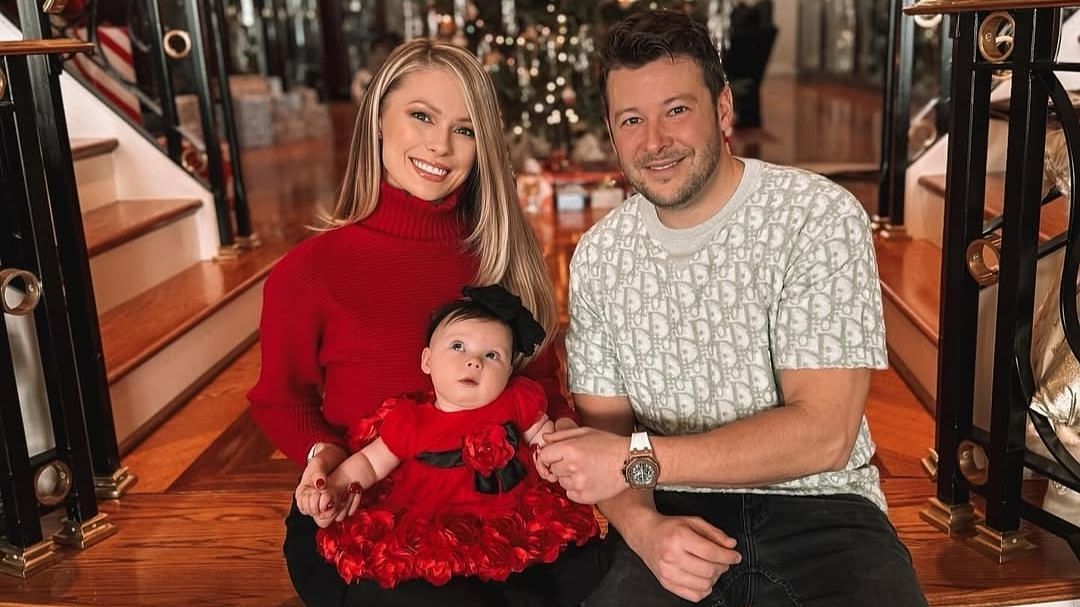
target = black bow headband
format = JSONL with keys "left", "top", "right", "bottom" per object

{"left": 461, "top": 285, "right": 546, "bottom": 357}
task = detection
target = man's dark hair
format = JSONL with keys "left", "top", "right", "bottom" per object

{"left": 599, "top": 10, "right": 728, "bottom": 119}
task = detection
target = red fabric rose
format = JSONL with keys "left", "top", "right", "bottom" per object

{"left": 461, "top": 423, "right": 515, "bottom": 477}
{"left": 347, "top": 396, "right": 409, "bottom": 451}
{"left": 336, "top": 552, "right": 367, "bottom": 583}
{"left": 415, "top": 557, "right": 454, "bottom": 586}
{"left": 368, "top": 539, "right": 413, "bottom": 588}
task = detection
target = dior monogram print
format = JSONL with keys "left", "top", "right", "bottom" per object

{"left": 566, "top": 159, "right": 889, "bottom": 511}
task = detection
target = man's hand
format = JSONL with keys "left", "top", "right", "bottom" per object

{"left": 535, "top": 417, "right": 579, "bottom": 482}
{"left": 625, "top": 510, "right": 742, "bottom": 603}
{"left": 539, "top": 425, "right": 630, "bottom": 504}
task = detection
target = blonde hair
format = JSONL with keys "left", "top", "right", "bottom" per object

{"left": 327, "top": 39, "right": 558, "bottom": 352}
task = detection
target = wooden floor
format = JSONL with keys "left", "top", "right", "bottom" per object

{"left": 2, "top": 77, "right": 1079, "bottom": 606}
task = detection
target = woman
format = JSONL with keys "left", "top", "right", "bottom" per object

{"left": 249, "top": 40, "right": 592, "bottom": 606}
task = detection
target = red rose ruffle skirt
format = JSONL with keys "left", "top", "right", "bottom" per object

{"left": 315, "top": 481, "right": 599, "bottom": 588}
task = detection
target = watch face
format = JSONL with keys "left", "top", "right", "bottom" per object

{"left": 626, "top": 458, "right": 658, "bottom": 488}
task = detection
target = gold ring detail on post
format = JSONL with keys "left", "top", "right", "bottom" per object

{"left": 914, "top": 14, "right": 942, "bottom": 29}
{"left": 181, "top": 147, "right": 208, "bottom": 173}
{"left": 978, "top": 11, "right": 1015, "bottom": 64}
{"left": 957, "top": 440, "right": 989, "bottom": 487}
{"left": 0, "top": 67, "right": 7, "bottom": 100}
{"left": 163, "top": 29, "right": 192, "bottom": 60}
{"left": 0, "top": 268, "right": 43, "bottom": 316}
{"left": 34, "top": 460, "right": 73, "bottom": 507}
{"left": 965, "top": 232, "right": 1002, "bottom": 287}
{"left": 41, "top": 0, "right": 68, "bottom": 14}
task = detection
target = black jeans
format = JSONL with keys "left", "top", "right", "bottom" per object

{"left": 587, "top": 492, "right": 928, "bottom": 607}
{"left": 283, "top": 499, "right": 607, "bottom": 607}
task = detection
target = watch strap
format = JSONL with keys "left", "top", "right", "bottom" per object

{"left": 629, "top": 431, "right": 652, "bottom": 453}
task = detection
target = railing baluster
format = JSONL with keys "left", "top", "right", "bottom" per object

{"left": 206, "top": 0, "right": 253, "bottom": 242}
{"left": 16, "top": 1, "right": 134, "bottom": 501}
{"left": 921, "top": 10, "right": 988, "bottom": 538}
{"left": 3, "top": 49, "right": 115, "bottom": 552}
{"left": 144, "top": 0, "right": 182, "bottom": 162}
{"left": 979, "top": 7, "right": 1054, "bottom": 555}
{"left": 0, "top": 56, "right": 61, "bottom": 579}
{"left": 877, "top": 0, "right": 915, "bottom": 238}
{"left": 183, "top": 0, "right": 236, "bottom": 252}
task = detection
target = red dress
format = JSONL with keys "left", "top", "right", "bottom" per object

{"left": 315, "top": 377, "right": 599, "bottom": 588}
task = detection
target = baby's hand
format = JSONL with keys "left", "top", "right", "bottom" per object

{"left": 319, "top": 461, "right": 364, "bottom": 525}
{"left": 530, "top": 419, "right": 556, "bottom": 449}
{"left": 530, "top": 419, "right": 556, "bottom": 480}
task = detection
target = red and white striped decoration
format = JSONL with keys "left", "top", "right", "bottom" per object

{"left": 69, "top": 25, "right": 141, "bottom": 123}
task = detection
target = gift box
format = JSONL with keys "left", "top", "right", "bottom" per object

{"left": 233, "top": 94, "right": 274, "bottom": 148}
{"left": 68, "top": 26, "right": 141, "bottom": 123}
{"left": 590, "top": 185, "right": 625, "bottom": 210}
{"left": 555, "top": 184, "right": 587, "bottom": 212}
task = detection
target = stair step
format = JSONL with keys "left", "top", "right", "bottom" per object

{"left": 876, "top": 235, "right": 941, "bottom": 343}
{"left": 875, "top": 235, "right": 942, "bottom": 412}
{"left": 100, "top": 242, "right": 290, "bottom": 384}
{"left": 83, "top": 198, "right": 201, "bottom": 257}
{"left": 71, "top": 137, "right": 119, "bottom": 161}
{"left": 918, "top": 173, "right": 1069, "bottom": 242}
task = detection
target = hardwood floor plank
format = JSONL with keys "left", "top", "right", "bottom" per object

{"left": 0, "top": 492, "right": 303, "bottom": 607}
{"left": 896, "top": 501, "right": 1080, "bottom": 606}
{"left": 122, "top": 346, "right": 264, "bottom": 494}
{"left": 168, "top": 410, "right": 297, "bottom": 494}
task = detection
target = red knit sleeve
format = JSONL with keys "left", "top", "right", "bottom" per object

{"left": 517, "top": 339, "right": 576, "bottom": 423}
{"left": 248, "top": 253, "right": 344, "bottom": 466}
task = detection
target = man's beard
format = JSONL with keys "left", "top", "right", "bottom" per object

{"left": 627, "top": 136, "right": 722, "bottom": 210}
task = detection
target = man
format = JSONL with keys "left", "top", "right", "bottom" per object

{"left": 539, "top": 10, "right": 928, "bottom": 607}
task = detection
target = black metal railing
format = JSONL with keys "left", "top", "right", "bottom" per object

{"left": 911, "top": 0, "right": 1080, "bottom": 561}
{"left": 49, "top": 0, "right": 255, "bottom": 252}
{"left": 0, "top": 27, "right": 117, "bottom": 576}
{"left": 876, "top": 0, "right": 953, "bottom": 236}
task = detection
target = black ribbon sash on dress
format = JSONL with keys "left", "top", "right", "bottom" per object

{"left": 415, "top": 421, "right": 526, "bottom": 494}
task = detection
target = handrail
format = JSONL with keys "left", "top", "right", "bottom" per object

{"left": 907, "top": 0, "right": 1080, "bottom": 15}
{"left": 0, "top": 38, "right": 92, "bottom": 56}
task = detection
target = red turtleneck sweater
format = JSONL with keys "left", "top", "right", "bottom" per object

{"left": 249, "top": 183, "right": 571, "bottom": 466}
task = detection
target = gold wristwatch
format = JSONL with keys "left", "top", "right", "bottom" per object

{"left": 622, "top": 431, "right": 660, "bottom": 489}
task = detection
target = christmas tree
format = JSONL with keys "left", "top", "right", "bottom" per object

{"left": 418, "top": 1, "right": 716, "bottom": 166}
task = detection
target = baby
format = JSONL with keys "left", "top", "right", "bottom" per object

{"left": 316, "top": 285, "right": 598, "bottom": 591}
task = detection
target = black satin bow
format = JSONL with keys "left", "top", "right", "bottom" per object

{"left": 415, "top": 421, "right": 526, "bottom": 494}
{"left": 462, "top": 285, "right": 546, "bottom": 357}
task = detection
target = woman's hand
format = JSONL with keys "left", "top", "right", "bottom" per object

{"left": 295, "top": 443, "right": 348, "bottom": 527}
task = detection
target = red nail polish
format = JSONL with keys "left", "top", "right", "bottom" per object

{"left": 348, "top": 482, "right": 361, "bottom": 494}
{"left": 315, "top": 479, "right": 325, "bottom": 490}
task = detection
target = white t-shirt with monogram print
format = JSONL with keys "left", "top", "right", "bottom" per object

{"left": 566, "top": 158, "right": 889, "bottom": 511}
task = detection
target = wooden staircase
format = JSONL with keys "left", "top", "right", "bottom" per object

{"left": 59, "top": 138, "right": 287, "bottom": 453}
{"left": 876, "top": 172, "right": 1070, "bottom": 417}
